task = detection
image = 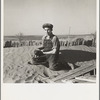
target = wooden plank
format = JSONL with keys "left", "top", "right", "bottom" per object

{"left": 75, "top": 76, "right": 96, "bottom": 83}
{"left": 61, "top": 79, "right": 94, "bottom": 83}
{"left": 70, "top": 79, "right": 94, "bottom": 83}
{"left": 52, "top": 64, "right": 96, "bottom": 83}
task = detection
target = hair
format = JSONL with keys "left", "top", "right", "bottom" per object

{"left": 42, "top": 23, "right": 53, "bottom": 31}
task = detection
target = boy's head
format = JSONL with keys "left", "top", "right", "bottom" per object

{"left": 42, "top": 23, "right": 53, "bottom": 36}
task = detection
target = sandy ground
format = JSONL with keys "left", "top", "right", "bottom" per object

{"left": 3, "top": 45, "right": 96, "bottom": 83}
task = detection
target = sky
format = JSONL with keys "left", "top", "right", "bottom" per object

{"left": 4, "top": 0, "right": 96, "bottom": 36}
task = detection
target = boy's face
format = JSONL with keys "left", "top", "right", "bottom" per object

{"left": 44, "top": 27, "right": 52, "bottom": 36}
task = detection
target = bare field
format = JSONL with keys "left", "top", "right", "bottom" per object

{"left": 3, "top": 45, "right": 96, "bottom": 83}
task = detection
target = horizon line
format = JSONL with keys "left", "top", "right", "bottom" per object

{"left": 4, "top": 33, "right": 95, "bottom": 37}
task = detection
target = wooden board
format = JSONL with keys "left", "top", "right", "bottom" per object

{"left": 52, "top": 64, "right": 96, "bottom": 83}
{"left": 75, "top": 76, "right": 96, "bottom": 83}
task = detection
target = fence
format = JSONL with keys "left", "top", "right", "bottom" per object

{"left": 4, "top": 36, "right": 96, "bottom": 48}
{"left": 4, "top": 40, "right": 42, "bottom": 48}
{"left": 59, "top": 38, "right": 96, "bottom": 47}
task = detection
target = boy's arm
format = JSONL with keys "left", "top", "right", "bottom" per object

{"left": 43, "top": 49, "right": 56, "bottom": 54}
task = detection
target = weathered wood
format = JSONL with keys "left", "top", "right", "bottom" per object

{"left": 75, "top": 76, "right": 96, "bottom": 83}
{"left": 52, "top": 64, "right": 96, "bottom": 83}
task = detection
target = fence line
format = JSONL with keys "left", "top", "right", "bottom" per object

{"left": 4, "top": 37, "right": 96, "bottom": 48}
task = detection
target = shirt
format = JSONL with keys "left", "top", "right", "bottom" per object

{"left": 42, "top": 34, "right": 60, "bottom": 53}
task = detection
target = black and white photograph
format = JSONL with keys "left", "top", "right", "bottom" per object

{"left": 1, "top": 0, "right": 99, "bottom": 99}
{"left": 3, "top": 0, "right": 97, "bottom": 83}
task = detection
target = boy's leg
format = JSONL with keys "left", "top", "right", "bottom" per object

{"left": 32, "top": 55, "right": 47, "bottom": 65}
{"left": 47, "top": 54, "right": 60, "bottom": 71}
{"left": 28, "top": 54, "right": 47, "bottom": 65}
{"left": 47, "top": 54, "right": 72, "bottom": 71}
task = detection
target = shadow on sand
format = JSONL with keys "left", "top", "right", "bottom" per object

{"left": 59, "top": 49, "right": 96, "bottom": 64}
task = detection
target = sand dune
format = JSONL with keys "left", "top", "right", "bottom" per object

{"left": 3, "top": 45, "right": 96, "bottom": 83}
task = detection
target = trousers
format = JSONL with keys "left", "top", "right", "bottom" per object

{"left": 32, "top": 52, "right": 71, "bottom": 71}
